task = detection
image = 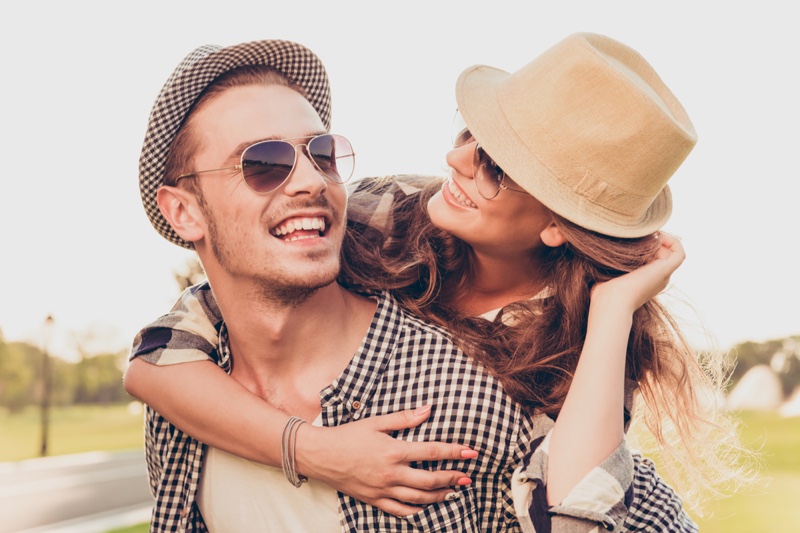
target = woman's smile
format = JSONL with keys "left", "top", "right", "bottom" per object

{"left": 440, "top": 178, "right": 477, "bottom": 210}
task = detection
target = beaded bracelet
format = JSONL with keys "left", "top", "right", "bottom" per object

{"left": 280, "top": 416, "right": 309, "bottom": 488}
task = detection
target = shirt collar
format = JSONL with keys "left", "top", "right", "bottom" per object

{"left": 215, "top": 291, "right": 403, "bottom": 420}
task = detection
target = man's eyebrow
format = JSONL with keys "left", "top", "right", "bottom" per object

{"left": 229, "top": 131, "right": 328, "bottom": 159}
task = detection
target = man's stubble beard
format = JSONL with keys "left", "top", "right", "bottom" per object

{"left": 201, "top": 193, "right": 342, "bottom": 309}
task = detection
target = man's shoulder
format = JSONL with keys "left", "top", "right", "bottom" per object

{"left": 376, "top": 292, "right": 461, "bottom": 348}
{"left": 376, "top": 294, "right": 511, "bottom": 388}
{"left": 366, "top": 293, "right": 537, "bottom": 419}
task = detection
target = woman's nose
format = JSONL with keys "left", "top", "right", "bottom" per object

{"left": 445, "top": 141, "right": 476, "bottom": 180}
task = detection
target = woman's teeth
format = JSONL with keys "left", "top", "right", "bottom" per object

{"left": 448, "top": 180, "right": 477, "bottom": 208}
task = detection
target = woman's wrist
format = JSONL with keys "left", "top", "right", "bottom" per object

{"left": 589, "top": 285, "right": 637, "bottom": 321}
{"left": 292, "top": 422, "right": 320, "bottom": 481}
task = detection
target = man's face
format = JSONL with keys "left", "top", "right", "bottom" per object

{"left": 188, "top": 84, "right": 347, "bottom": 302}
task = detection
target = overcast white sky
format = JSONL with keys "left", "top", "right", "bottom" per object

{"left": 2, "top": 1, "right": 798, "bottom": 360}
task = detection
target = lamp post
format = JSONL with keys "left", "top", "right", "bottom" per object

{"left": 40, "top": 315, "right": 54, "bottom": 457}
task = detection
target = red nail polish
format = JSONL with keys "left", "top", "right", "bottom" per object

{"left": 460, "top": 450, "right": 478, "bottom": 459}
{"left": 457, "top": 477, "right": 472, "bottom": 485}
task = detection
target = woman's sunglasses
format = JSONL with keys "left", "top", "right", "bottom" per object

{"left": 175, "top": 133, "right": 355, "bottom": 194}
{"left": 451, "top": 110, "right": 527, "bottom": 200}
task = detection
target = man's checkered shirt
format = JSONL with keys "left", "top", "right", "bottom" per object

{"left": 142, "top": 289, "right": 536, "bottom": 532}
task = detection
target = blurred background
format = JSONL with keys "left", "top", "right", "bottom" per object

{"left": 1, "top": 1, "right": 798, "bottom": 531}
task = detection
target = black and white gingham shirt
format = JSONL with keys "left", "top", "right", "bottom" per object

{"left": 142, "top": 289, "right": 537, "bottom": 532}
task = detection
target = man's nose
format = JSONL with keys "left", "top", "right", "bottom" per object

{"left": 282, "top": 145, "right": 329, "bottom": 195}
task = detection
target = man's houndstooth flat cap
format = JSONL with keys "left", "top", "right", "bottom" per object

{"left": 138, "top": 39, "right": 332, "bottom": 248}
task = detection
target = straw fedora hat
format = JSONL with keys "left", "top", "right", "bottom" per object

{"left": 139, "top": 40, "right": 331, "bottom": 248}
{"left": 456, "top": 32, "right": 697, "bottom": 238}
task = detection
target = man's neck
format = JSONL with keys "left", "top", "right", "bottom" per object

{"left": 213, "top": 280, "right": 377, "bottom": 418}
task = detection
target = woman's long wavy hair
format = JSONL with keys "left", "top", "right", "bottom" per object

{"left": 340, "top": 175, "right": 755, "bottom": 512}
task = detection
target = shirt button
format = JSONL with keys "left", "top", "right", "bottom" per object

{"left": 352, "top": 400, "right": 362, "bottom": 410}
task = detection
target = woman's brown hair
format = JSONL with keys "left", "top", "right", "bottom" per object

{"left": 340, "top": 174, "right": 755, "bottom": 511}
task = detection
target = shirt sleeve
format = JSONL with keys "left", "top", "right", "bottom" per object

{"left": 346, "top": 174, "right": 435, "bottom": 237}
{"left": 129, "top": 281, "right": 221, "bottom": 366}
{"left": 513, "top": 380, "right": 697, "bottom": 532}
{"left": 514, "top": 436, "right": 698, "bottom": 532}
{"left": 513, "top": 431, "right": 631, "bottom": 532}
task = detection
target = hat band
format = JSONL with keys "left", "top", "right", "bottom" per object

{"left": 571, "top": 170, "right": 657, "bottom": 218}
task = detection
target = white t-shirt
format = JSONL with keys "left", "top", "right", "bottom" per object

{"left": 197, "top": 418, "right": 340, "bottom": 532}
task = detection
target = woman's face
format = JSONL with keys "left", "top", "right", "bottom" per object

{"left": 427, "top": 136, "right": 556, "bottom": 259}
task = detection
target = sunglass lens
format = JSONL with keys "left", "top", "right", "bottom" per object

{"left": 474, "top": 145, "right": 504, "bottom": 199}
{"left": 241, "top": 141, "right": 297, "bottom": 193}
{"left": 308, "top": 134, "right": 355, "bottom": 183}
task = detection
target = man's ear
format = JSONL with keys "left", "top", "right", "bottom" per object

{"left": 156, "top": 185, "right": 206, "bottom": 243}
{"left": 540, "top": 222, "right": 566, "bottom": 248}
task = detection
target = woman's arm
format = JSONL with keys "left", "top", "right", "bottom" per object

{"left": 546, "top": 233, "right": 685, "bottom": 504}
{"left": 125, "top": 358, "right": 477, "bottom": 516}
{"left": 517, "top": 442, "right": 697, "bottom": 532}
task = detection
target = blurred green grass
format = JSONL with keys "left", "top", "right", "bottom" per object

{"left": 691, "top": 410, "right": 800, "bottom": 531}
{"left": 106, "top": 525, "right": 148, "bottom": 533}
{"left": 0, "top": 404, "right": 144, "bottom": 461}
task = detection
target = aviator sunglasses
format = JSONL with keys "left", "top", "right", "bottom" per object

{"left": 175, "top": 133, "right": 355, "bottom": 193}
{"left": 451, "top": 110, "right": 527, "bottom": 200}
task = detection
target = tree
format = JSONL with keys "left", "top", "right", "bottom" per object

{"left": 73, "top": 352, "right": 129, "bottom": 404}
{"left": 0, "top": 338, "right": 129, "bottom": 411}
{"left": 728, "top": 335, "right": 800, "bottom": 396}
{"left": 0, "top": 340, "right": 36, "bottom": 412}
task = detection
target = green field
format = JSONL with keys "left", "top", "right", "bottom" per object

{"left": 691, "top": 410, "right": 800, "bottom": 531}
{"left": 1, "top": 405, "right": 797, "bottom": 531}
{"left": 0, "top": 403, "right": 144, "bottom": 461}
{"left": 106, "top": 525, "right": 148, "bottom": 533}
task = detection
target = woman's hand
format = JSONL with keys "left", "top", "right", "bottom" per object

{"left": 591, "top": 232, "right": 686, "bottom": 314}
{"left": 295, "top": 405, "right": 477, "bottom": 517}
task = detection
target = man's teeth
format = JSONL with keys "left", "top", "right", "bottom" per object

{"left": 272, "top": 217, "right": 326, "bottom": 237}
{"left": 448, "top": 180, "right": 477, "bottom": 208}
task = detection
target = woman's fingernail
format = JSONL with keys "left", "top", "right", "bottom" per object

{"left": 460, "top": 450, "right": 479, "bottom": 459}
{"left": 445, "top": 492, "right": 459, "bottom": 501}
{"left": 414, "top": 404, "right": 432, "bottom": 416}
{"left": 457, "top": 477, "right": 472, "bottom": 485}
